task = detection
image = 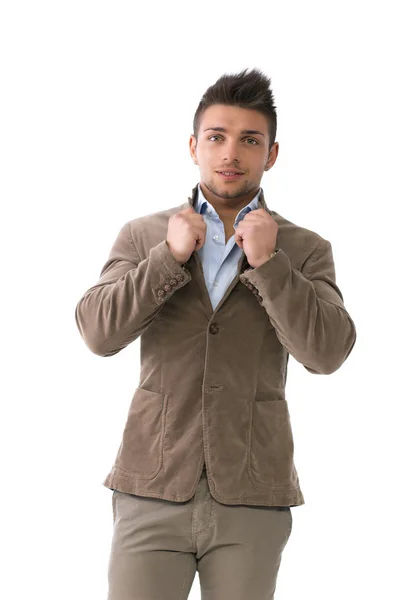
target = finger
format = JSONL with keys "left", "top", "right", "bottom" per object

{"left": 234, "top": 231, "right": 243, "bottom": 248}
{"left": 193, "top": 224, "right": 207, "bottom": 244}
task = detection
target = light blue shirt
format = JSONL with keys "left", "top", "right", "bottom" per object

{"left": 194, "top": 183, "right": 261, "bottom": 310}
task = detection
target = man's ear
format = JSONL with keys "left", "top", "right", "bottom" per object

{"left": 189, "top": 134, "right": 198, "bottom": 164}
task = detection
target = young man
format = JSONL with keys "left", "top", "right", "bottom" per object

{"left": 75, "top": 67, "right": 357, "bottom": 600}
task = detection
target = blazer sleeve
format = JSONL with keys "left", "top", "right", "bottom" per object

{"left": 74, "top": 221, "right": 191, "bottom": 357}
{"left": 239, "top": 239, "right": 357, "bottom": 374}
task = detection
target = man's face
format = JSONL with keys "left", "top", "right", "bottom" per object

{"left": 189, "top": 104, "right": 279, "bottom": 201}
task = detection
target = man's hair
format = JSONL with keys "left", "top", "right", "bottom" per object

{"left": 193, "top": 68, "right": 277, "bottom": 151}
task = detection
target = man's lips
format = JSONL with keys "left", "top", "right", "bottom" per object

{"left": 217, "top": 171, "right": 244, "bottom": 180}
{"left": 216, "top": 170, "right": 244, "bottom": 174}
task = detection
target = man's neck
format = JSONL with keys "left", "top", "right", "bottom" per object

{"left": 199, "top": 182, "right": 259, "bottom": 220}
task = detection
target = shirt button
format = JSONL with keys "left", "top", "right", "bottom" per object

{"left": 213, "top": 235, "right": 219, "bottom": 241}
{"left": 207, "top": 208, "right": 212, "bottom": 214}
{"left": 213, "top": 281, "right": 218, "bottom": 287}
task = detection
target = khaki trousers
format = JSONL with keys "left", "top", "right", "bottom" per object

{"left": 107, "top": 466, "right": 293, "bottom": 600}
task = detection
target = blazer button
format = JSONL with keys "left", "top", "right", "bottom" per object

{"left": 175, "top": 273, "right": 184, "bottom": 282}
{"left": 164, "top": 284, "right": 172, "bottom": 292}
{"left": 157, "top": 289, "right": 166, "bottom": 298}
{"left": 169, "top": 279, "right": 178, "bottom": 287}
{"left": 209, "top": 323, "right": 219, "bottom": 334}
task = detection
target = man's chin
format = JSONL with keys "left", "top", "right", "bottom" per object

{"left": 214, "top": 181, "right": 248, "bottom": 198}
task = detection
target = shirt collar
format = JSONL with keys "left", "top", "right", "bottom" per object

{"left": 194, "top": 183, "right": 261, "bottom": 224}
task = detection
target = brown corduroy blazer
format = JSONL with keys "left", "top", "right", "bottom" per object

{"left": 75, "top": 183, "right": 357, "bottom": 507}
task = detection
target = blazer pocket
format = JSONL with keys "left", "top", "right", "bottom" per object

{"left": 248, "top": 399, "right": 296, "bottom": 488}
{"left": 115, "top": 387, "right": 168, "bottom": 479}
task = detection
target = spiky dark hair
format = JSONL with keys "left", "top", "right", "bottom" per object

{"left": 193, "top": 68, "right": 277, "bottom": 151}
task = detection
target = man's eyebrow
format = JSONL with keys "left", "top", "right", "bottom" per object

{"left": 203, "top": 127, "right": 265, "bottom": 137}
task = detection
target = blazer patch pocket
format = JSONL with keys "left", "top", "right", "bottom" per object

{"left": 248, "top": 399, "right": 295, "bottom": 488}
{"left": 115, "top": 387, "right": 168, "bottom": 479}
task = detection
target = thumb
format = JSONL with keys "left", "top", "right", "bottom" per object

{"left": 234, "top": 230, "right": 243, "bottom": 249}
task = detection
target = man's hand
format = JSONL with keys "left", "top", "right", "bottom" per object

{"left": 166, "top": 207, "right": 207, "bottom": 264}
{"left": 234, "top": 208, "right": 278, "bottom": 268}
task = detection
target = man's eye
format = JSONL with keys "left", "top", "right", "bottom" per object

{"left": 208, "top": 135, "right": 258, "bottom": 145}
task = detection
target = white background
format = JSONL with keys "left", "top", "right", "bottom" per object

{"left": 1, "top": 1, "right": 399, "bottom": 598}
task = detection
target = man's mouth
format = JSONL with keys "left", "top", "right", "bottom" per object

{"left": 216, "top": 171, "right": 244, "bottom": 180}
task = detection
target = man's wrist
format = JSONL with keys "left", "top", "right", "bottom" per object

{"left": 251, "top": 249, "right": 278, "bottom": 268}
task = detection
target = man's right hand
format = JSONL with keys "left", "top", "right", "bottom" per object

{"left": 166, "top": 207, "right": 207, "bottom": 264}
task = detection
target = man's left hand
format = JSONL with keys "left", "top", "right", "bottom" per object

{"left": 234, "top": 208, "right": 278, "bottom": 268}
